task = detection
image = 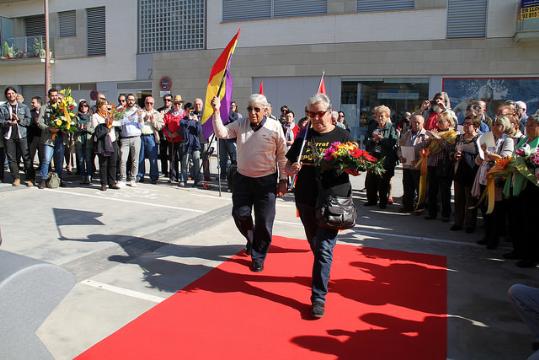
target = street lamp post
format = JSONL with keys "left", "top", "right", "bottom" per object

{"left": 44, "top": 0, "right": 51, "bottom": 96}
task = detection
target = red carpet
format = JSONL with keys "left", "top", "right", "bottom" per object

{"left": 77, "top": 236, "right": 447, "bottom": 360}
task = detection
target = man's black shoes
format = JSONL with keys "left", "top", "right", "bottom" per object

{"left": 250, "top": 260, "right": 264, "bottom": 272}
{"left": 312, "top": 302, "right": 325, "bottom": 318}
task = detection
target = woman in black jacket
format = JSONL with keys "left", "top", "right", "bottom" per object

{"left": 286, "top": 93, "right": 352, "bottom": 319}
{"left": 364, "top": 105, "right": 398, "bottom": 209}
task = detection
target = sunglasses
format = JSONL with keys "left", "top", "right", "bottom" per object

{"left": 247, "top": 106, "right": 262, "bottom": 113}
{"left": 306, "top": 110, "right": 329, "bottom": 119}
{"left": 164, "top": 98, "right": 172, "bottom": 102}
{"left": 119, "top": 99, "right": 126, "bottom": 103}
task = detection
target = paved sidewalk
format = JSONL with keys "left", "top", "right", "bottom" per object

{"left": 0, "top": 168, "right": 537, "bottom": 359}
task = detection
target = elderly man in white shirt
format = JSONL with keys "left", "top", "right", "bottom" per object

{"left": 211, "top": 94, "right": 288, "bottom": 272}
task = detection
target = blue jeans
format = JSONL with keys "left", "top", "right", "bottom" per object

{"left": 232, "top": 172, "right": 277, "bottom": 263}
{"left": 509, "top": 284, "right": 539, "bottom": 360}
{"left": 181, "top": 149, "right": 201, "bottom": 183}
{"left": 218, "top": 139, "right": 237, "bottom": 177}
{"left": 40, "top": 135, "right": 65, "bottom": 180}
{"left": 75, "top": 140, "right": 93, "bottom": 177}
{"left": 296, "top": 203, "right": 338, "bottom": 304}
{"left": 138, "top": 135, "right": 159, "bottom": 181}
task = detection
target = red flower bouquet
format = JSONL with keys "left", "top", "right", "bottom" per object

{"left": 318, "top": 141, "right": 385, "bottom": 176}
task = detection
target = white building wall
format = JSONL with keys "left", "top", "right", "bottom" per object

{"left": 486, "top": 0, "right": 520, "bottom": 38}
{"left": 0, "top": 0, "right": 137, "bottom": 86}
{"left": 207, "top": 5, "right": 447, "bottom": 49}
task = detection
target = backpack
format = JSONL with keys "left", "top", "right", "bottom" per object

{"left": 46, "top": 172, "right": 61, "bottom": 189}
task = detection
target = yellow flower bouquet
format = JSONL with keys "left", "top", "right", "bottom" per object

{"left": 49, "top": 88, "right": 77, "bottom": 137}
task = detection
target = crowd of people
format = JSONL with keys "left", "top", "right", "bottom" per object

{"left": 0, "top": 88, "right": 242, "bottom": 191}
{"left": 362, "top": 92, "right": 538, "bottom": 269}
{"left": 1, "top": 85, "right": 538, "bottom": 317}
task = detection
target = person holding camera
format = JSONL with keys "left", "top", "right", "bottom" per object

{"left": 0, "top": 87, "right": 34, "bottom": 187}
{"left": 419, "top": 92, "right": 451, "bottom": 131}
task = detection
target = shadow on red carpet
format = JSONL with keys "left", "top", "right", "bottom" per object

{"left": 76, "top": 235, "right": 447, "bottom": 359}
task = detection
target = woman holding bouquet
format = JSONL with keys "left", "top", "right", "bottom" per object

{"left": 91, "top": 100, "right": 121, "bottom": 191}
{"left": 286, "top": 93, "right": 352, "bottom": 318}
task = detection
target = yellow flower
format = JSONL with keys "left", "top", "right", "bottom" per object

{"left": 55, "top": 119, "right": 62, "bottom": 126}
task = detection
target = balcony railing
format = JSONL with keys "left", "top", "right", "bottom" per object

{"left": 0, "top": 35, "right": 53, "bottom": 61}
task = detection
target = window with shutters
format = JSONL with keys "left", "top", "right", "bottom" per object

{"left": 59, "top": 10, "right": 76, "bottom": 38}
{"left": 86, "top": 7, "right": 106, "bottom": 56}
{"left": 447, "top": 0, "right": 487, "bottom": 38}
{"left": 357, "top": 0, "right": 414, "bottom": 13}
{"left": 222, "top": 0, "right": 327, "bottom": 21}
{"left": 24, "top": 15, "right": 45, "bottom": 37}
{"left": 138, "top": 0, "right": 205, "bottom": 54}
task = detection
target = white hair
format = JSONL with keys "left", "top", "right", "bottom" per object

{"left": 331, "top": 111, "right": 339, "bottom": 122}
{"left": 249, "top": 94, "right": 269, "bottom": 107}
{"left": 515, "top": 101, "right": 527, "bottom": 111}
{"left": 307, "top": 93, "right": 332, "bottom": 111}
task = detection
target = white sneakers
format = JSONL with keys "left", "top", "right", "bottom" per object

{"left": 117, "top": 181, "right": 126, "bottom": 188}
{"left": 127, "top": 180, "right": 137, "bottom": 187}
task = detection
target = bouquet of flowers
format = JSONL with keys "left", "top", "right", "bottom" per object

{"left": 317, "top": 141, "right": 385, "bottom": 176}
{"left": 483, "top": 144, "right": 539, "bottom": 214}
{"left": 506, "top": 144, "right": 539, "bottom": 191}
{"left": 110, "top": 105, "right": 126, "bottom": 122}
{"left": 49, "top": 88, "right": 77, "bottom": 136}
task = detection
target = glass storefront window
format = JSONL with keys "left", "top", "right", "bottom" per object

{"left": 341, "top": 79, "right": 429, "bottom": 143}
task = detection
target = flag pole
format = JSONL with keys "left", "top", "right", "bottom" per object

{"left": 213, "top": 67, "right": 229, "bottom": 197}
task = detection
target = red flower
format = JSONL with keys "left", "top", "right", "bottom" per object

{"left": 363, "top": 153, "right": 377, "bottom": 162}
{"left": 69, "top": 105, "right": 75, "bottom": 111}
{"left": 350, "top": 148, "right": 362, "bottom": 159}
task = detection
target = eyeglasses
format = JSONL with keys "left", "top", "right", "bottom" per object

{"left": 247, "top": 106, "right": 262, "bottom": 113}
{"left": 164, "top": 98, "right": 172, "bottom": 102}
{"left": 119, "top": 99, "right": 126, "bottom": 103}
{"left": 146, "top": 102, "right": 154, "bottom": 105}
{"left": 306, "top": 110, "right": 329, "bottom": 119}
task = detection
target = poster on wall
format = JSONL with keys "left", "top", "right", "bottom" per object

{"left": 442, "top": 77, "right": 539, "bottom": 120}
{"left": 519, "top": 0, "right": 539, "bottom": 20}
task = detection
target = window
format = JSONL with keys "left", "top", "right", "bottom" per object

{"left": 357, "top": 0, "right": 414, "bottom": 13}
{"left": 447, "top": 0, "right": 487, "bottom": 38}
{"left": 87, "top": 7, "right": 106, "bottom": 56}
{"left": 59, "top": 10, "right": 76, "bottom": 38}
{"left": 222, "top": 0, "right": 327, "bottom": 21}
{"left": 24, "top": 15, "right": 45, "bottom": 37}
{"left": 138, "top": 0, "right": 205, "bottom": 54}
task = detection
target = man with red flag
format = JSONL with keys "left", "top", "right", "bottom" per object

{"left": 210, "top": 94, "right": 288, "bottom": 273}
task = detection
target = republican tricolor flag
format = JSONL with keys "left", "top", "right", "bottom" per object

{"left": 201, "top": 30, "right": 240, "bottom": 139}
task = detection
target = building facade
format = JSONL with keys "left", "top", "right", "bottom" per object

{"left": 1, "top": 0, "right": 538, "bottom": 136}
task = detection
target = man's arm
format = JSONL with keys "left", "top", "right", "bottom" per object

{"left": 37, "top": 106, "right": 49, "bottom": 130}
{"left": 210, "top": 96, "right": 237, "bottom": 139}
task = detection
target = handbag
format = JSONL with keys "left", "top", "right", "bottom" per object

{"left": 315, "top": 191, "right": 357, "bottom": 230}
{"left": 314, "top": 167, "right": 356, "bottom": 230}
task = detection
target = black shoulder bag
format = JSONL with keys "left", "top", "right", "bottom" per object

{"left": 314, "top": 168, "right": 357, "bottom": 230}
